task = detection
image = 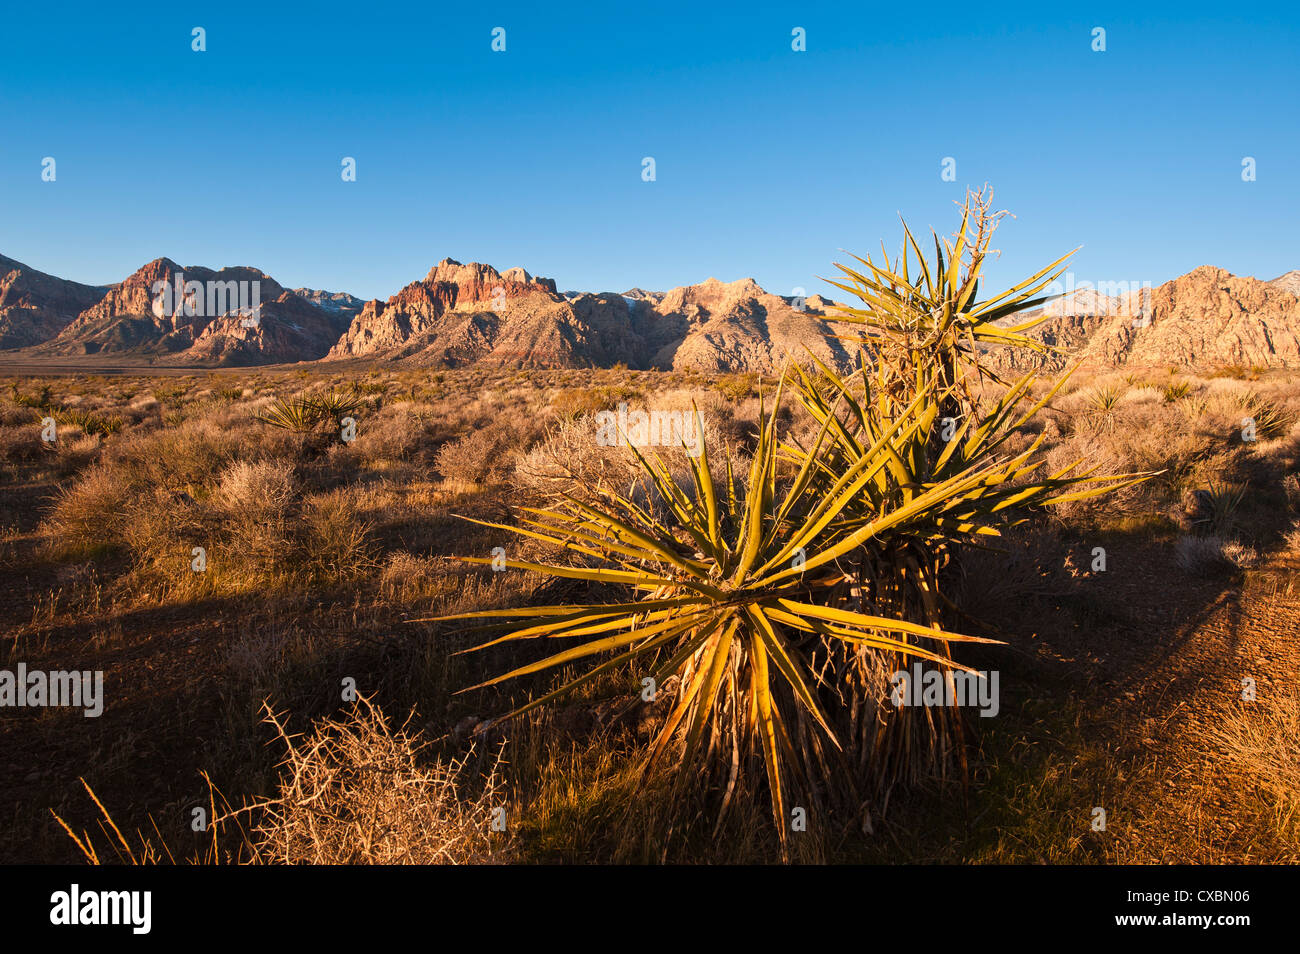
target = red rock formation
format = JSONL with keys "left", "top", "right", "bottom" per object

{"left": 0, "top": 254, "right": 108, "bottom": 349}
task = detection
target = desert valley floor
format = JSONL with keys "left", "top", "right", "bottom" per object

{"left": 2, "top": 360, "right": 1298, "bottom": 863}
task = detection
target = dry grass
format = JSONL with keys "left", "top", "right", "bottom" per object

{"left": 1205, "top": 693, "right": 1300, "bottom": 846}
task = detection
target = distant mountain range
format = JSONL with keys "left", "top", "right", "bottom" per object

{"left": 999, "top": 266, "right": 1300, "bottom": 371}
{"left": 2, "top": 253, "right": 1298, "bottom": 372}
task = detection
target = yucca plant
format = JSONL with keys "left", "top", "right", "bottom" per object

{"left": 313, "top": 388, "right": 364, "bottom": 424}
{"left": 432, "top": 399, "right": 1144, "bottom": 840}
{"left": 822, "top": 188, "right": 1072, "bottom": 426}
{"left": 1084, "top": 384, "right": 1124, "bottom": 416}
{"left": 256, "top": 396, "right": 328, "bottom": 433}
{"left": 49, "top": 407, "right": 123, "bottom": 437}
{"left": 431, "top": 188, "right": 1150, "bottom": 853}
{"left": 11, "top": 383, "right": 52, "bottom": 409}
{"left": 1204, "top": 481, "right": 1248, "bottom": 534}
{"left": 1163, "top": 380, "right": 1192, "bottom": 403}
{"left": 255, "top": 389, "right": 362, "bottom": 436}
{"left": 783, "top": 286, "right": 1148, "bottom": 797}
{"left": 1241, "top": 398, "right": 1291, "bottom": 442}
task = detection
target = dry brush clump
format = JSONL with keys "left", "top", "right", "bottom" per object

{"left": 513, "top": 399, "right": 736, "bottom": 507}
{"left": 233, "top": 698, "right": 511, "bottom": 864}
{"left": 54, "top": 697, "right": 512, "bottom": 865}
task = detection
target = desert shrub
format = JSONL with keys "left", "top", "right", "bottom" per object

{"left": 713, "top": 372, "right": 758, "bottom": 403}
{"left": 1174, "top": 534, "right": 1259, "bottom": 574}
{"left": 1120, "top": 385, "right": 1163, "bottom": 406}
{"left": 207, "top": 460, "right": 297, "bottom": 579}
{"left": 300, "top": 490, "right": 375, "bottom": 583}
{"left": 45, "top": 464, "right": 135, "bottom": 553}
{"left": 434, "top": 417, "right": 545, "bottom": 485}
{"left": 212, "top": 459, "right": 296, "bottom": 516}
{"left": 1179, "top": 394, "right": 1210, "bottom": 424}
{"left": 0, "top": 423, "right": 47, "bottom": 462}
{"left": 514, "top": 406, "right": 733, "bottom": 506}
{"left": 1211, "top": 365, "right": 1260, "bottom": 381}
{"left": 120, "top": 486, "right": 212, "bottom": 591}
{"left": 53, "top": 697, "right": 511, "bottom": 865}
{"left": 126, "top": 396, "right": 161, "bottom": 420}
{"left": 1283, "top": 519, "right": 1300, "bottom": 554}
{"left": 152, "top": 384, "right": 187, "bottom": 407}
{"left": 1044, "top": 402, "right": 1209, "bottom": 518}
{"left": 348, "top": 404, "right": 432, "bottom": 465}
{"left": 55, "top": 431, "right": 103, "bottom": 474}
{"left": 379, "top": 551, "right": 441, "bottom": 603}
{"left": 243, "top": 699, "right": 510, "bottom": 864}
{"left": 1284, "top": 474, "right": 1300, "bottom": 514}
{"left": 551, "top": 384, "right": 642, "bottom": 420}
{"left": 434, "top": 429, "right": 510, "bottom": 485}
{"left": 108, "top": 419, "right": 244, "bottom": 494}
{"left": 0, "top": 402, "right": 33, "bottom": 426}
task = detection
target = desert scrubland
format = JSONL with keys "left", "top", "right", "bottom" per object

{"left": 2, "top": 353, "right": 1299, "bottom": 863}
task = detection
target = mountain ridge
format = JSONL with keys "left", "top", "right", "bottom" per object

{"left": 3, "top": 253, "right": 1298, "bottom": 372}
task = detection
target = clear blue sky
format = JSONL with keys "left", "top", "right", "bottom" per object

{"left": 2, "top": 1, "right": 1296, "bottom": 301}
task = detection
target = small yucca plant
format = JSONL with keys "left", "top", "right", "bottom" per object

{"left": 11, "top": 383, "right": 52, "bottom": 409}
{"left": 1241, "top": 398, "right": 1291, "bottom": 442}
{"left": 256, "top": 396, "right": 326, "bottom": 433}
{"left": 1084, "top": 384, "right": 1124, "bottom": 416}
{"left": 313, "top": 388, "right": 364, "bottom": 423}
{"left": 255, "top": 389, "right": 362, "bottom": 436}
{"left": 1204, "top": 481, "right": 1248, "bottom": 533}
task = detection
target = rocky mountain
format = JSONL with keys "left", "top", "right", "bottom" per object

{"left": 1269, "top": 270, "right": 1300, "bottom": 297}
{"left": 328, "top": 259, "right": 856, "bottom": 372}
{"left": 292, "top": 287, "right": 366, "bottom": 322}
{"left": 6, "top": 252, "right": 1298, "bottom": 372}
{"left": 33, "top": 259, "right": 352, "bottom": 365}
{"left": 998, "top": 266, "right": 1300, "bottom": 371}
{"left": 0, "top": 254, "right": 111, "bottom": 350}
